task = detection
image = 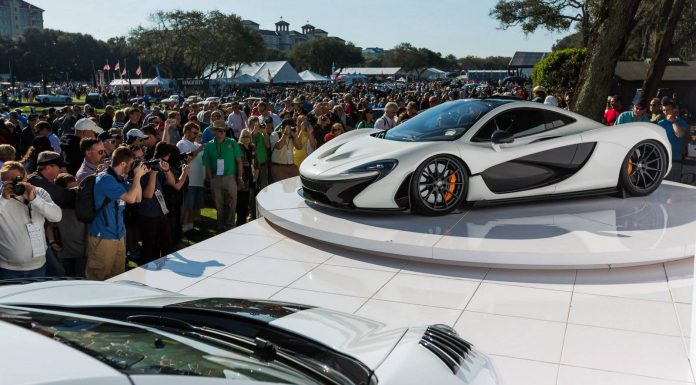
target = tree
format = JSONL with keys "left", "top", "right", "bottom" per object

{"left": 129, "top": 10, "right": 265, "bottom": 79}
{"left": 531, "top": 48, "right": 587, "bottom": 96}
{"left": 491, "top": 0, "right": 599, "bottom": 47}
{"left": 287, "top": 37, "right": 363, "bottom": 75}
{"left": 641, "top": 0, "right": 687, "bottom": 100}
{"left": 573, "top": 0, "right": 643, "bottom": 120}
{"left": 382, "top": 43, "right": 447, "bottom": 79}
{"left": 457, "top": 56, "right": 512, "bottom": 70}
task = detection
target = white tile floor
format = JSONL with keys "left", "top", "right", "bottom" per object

{"left": 114, "top": 218, "right": 696, "bottom": 384}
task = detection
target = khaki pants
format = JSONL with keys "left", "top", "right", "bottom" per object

{"left": 85, "top": 236, "right": 126, "bottom": 281}
{"left": 210, "top": 174, "right": 237, "bottom": 232}
{"left": 271, "top": 163, "right": 299, "bottom": 182}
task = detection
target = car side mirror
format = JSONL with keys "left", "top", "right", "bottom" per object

{"left": 491, "top": 130, "right": 514, "bottom": 144}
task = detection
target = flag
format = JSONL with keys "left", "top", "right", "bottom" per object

{"left": 135, "top": 65, "right": 142, "bottom": 76}
{"left": 114, "top": 61, "right": 120, "bottom": 71}
{"left": 103, "top": 62, "right": 110, "bottom": 71}
{"left": 121, "top": 68, "right": 126, "bottom": 76}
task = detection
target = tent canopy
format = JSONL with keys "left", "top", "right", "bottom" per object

{"left": 299, "top": 70, "right": 330, "bottom": 82}
{"left": 336, "top": 67, "right": 402, "bottom": 76}
{"left": 235, "top": 61, "right": 302, "bottom": 83}
{"left": 231, "top": 74, "right": 263, "bottom": 84}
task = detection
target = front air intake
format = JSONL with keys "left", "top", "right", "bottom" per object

{"left": 419, "top": 324, "right": 472, "bottom": 374}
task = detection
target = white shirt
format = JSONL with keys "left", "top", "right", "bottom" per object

{"left": 226, "top": 111, "right": 247, "bottom": 139}
{"left": 176, "top": 139, "right": 205, "bottom": 187}
{"left": 374, "top": 115, "right": 396, "bottom": 131}
{"left": 0, "top": 187, "right": 62, "bottom": 271}
{"left": 270, "top": 131, "right": 294, "bottom": 164}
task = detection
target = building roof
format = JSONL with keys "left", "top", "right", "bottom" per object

{"left": 614, "top": 60, "right": 696, "bottom": 81}
{"left": 258, "top": 30, "right": 278, "bottom": 36}
{"left": 275, "top": 20, "right": 289, "bottom": 26}
{"left": 242, "top": 19, "right": 259, "bottom": 26}
{"left": 313, "top": 28, "right": 327, "bottom": 33}
{"left": 302, "top": 24, "right": 314, "bottom": 29}
{"left": 338, "top": 67, "right": 402, "bottom": 76}
{"left": 508, "top": 52, "right": 549, "bottom": 69}
{"left": 0, "top": 0, "right": 43, "bottom": 11}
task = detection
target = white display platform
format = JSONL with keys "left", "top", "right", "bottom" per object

{"left": 257, "top": 177, "right": 696, "bottom": 269}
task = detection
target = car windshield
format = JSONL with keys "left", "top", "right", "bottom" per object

{"left": 384, "top": 99, "right": 511, "bottom": 142}
{"left": 0, "top": 306, "right": 321, "bottom": 384}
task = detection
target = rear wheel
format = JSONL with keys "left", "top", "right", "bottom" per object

{"left": 619, "top": 140, "right": 666, "bottom": 196}
{"left": 410, "top": 155, "right": 468, "bottom": 216}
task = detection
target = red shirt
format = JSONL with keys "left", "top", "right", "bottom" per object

{"left": 604, "top": 109, "right": 621, "bottom": 126}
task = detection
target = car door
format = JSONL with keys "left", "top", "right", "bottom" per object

{"left": 466, "top": 107, "right": 586, "bottom": 197}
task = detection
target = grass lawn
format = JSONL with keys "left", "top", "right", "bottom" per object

{"left": 181, "top": 208, "right": 219, "bottom": 246}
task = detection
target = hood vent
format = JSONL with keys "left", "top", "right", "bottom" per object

{"left": 419, "top": 324, "right": 472, "bottom": 374}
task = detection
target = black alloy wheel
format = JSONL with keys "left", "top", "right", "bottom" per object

{"left": 410, "top": 155, "right": 468, "bottom": 216}
{"left": 620, "top": 140, "right": 667, "bottom": 196}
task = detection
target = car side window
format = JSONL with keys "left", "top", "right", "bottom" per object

{"left": 471, "top": 109, "right": 575, "bottom": 142}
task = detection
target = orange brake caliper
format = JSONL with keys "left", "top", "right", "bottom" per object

{"left": 444, "top": 173, "right": 457, "bottom": 201}
{"left": 627, "top": 161, "right": 634, "bottom": 175}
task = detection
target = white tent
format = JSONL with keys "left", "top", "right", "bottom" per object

{"left": 109, "top": 78, "right": 172, "bottom": 89}
{"left": 234, "top": 61, "right": 303, "bottom": 83}
{"left": 299, "top": 70, "right": 330, "bottom": 82}
{"left": 231, "top": 74, "right": 263, "bottom": 84}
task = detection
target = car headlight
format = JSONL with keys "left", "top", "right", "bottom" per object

{"left": 346, "top": 159, "right": 398, "bottom": 181}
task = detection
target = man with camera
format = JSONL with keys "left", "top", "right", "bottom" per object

{"left": 0, "top": 161, "right": 62, "bottom": 279}
{"left": 86, "top": 147, "right": 148, "bottom": 280}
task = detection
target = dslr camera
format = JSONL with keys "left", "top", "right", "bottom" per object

{"left": 134, "top": 158, "right": 163, "bottom": 172}
{"left": 11, "top": 175, "right": 25, "bottom": 196}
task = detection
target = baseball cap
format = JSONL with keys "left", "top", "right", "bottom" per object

{"left": 98, "top": 129, "right": 121, "bottom": 142}
{"left": 37, "top": 151, "right": 67, "bottom": 167}
{"left": 74, "top": 118, "right": 104, "bottom": 135}
{"left": 126, "top": 128, "right": 149, "bottom": 140}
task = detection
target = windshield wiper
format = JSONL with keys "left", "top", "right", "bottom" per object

{"left": 127, "top": 314, "right": 348, "bottom": 385}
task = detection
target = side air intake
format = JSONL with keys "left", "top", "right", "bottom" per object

{"left": 419, "top": 324, "right": 472, "bottom": 374}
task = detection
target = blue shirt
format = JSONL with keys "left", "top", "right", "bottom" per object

{"left": 614, "top": 111, "right": 649, "bottom": 125}
{"left": 658, "top": 117, "right": 687, "bottom": 161}
{"left": 200, "top": 124, "right": 216, "bottom": 144}
{"left": 88, "top": 170, "right": 128, "bottom": 240}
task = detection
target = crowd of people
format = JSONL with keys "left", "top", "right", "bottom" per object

{"left": 0, "top": 78, "right": 691, "bottom": 281}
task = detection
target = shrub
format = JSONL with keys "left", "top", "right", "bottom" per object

{"left": 531, "top": 48, "right": 587, "bottom": 97}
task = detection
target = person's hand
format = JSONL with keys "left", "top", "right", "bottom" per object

{"left": 667, "top": 114, "right": 676, "bottom": 123}
{"left": 160, "top": 160, "right": 170, "bottom": 173}
{"left": 181, "top": 163, "right": 190, "bottom": 175}
{"left": 134, "top": 163, "right": 149, "bottom": 178}
{"left": 22, "top": 182, "right": 35, "bottom": 202}
{"left": 1, "top": 181, "right": 15, "bottom": 199}
{"left": 49, "top": 242, "right": 63, "bottom": 252}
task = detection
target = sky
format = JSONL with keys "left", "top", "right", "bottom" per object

{"left": 31, "top": 0, "right": 564, "bottom": 58}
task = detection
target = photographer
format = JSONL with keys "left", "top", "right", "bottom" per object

{"left": 86, "top": 147, "right": 148, "bottom": 281}
{"left": 138, "top": 142, "right": 189, "bottom": 264}
{"left": 0, "top": 161, "right": 62, "bottom": 279}
{"left": 270, "top": 118, "right": 300, "bottom": 182}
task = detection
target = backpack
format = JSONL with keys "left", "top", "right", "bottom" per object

{"left": 75, "top": 173, "right": 111, "bottom": 223}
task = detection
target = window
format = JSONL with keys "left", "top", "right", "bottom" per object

{"left": 472, "top": 108, "right": 576, "bottom": 142}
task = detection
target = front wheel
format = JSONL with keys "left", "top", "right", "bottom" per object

{"left": 619, "top": 140, "right": 667, "bottom": 196}
{"left": 410, "top": 155, "right": 468, "bottom": 216}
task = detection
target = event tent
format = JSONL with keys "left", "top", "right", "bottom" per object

{"left": 230, "top": 74, "right": 263, "bottom": 84}
{"left": 234, "top": 61, "right": 303, "bottom": 83}
{"left": 298, "top": 70, "right": 330, "bottom": 82}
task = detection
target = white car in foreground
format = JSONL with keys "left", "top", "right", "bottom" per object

{"left": 0, "top": 279, "right": 500, "bottom": 385}
{"left": 300, "top": 99, "right": 671, "bottom": 215}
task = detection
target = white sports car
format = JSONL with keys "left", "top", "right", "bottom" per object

{"left": 300, "top": 99, "right": 671, "bottom": 215}
{"left": 0, "top": 279, "right": 499, "bottom": 385}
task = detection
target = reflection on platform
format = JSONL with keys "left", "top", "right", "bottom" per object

{"left": 258, "top": 178, "right": 696, "bottom": 268}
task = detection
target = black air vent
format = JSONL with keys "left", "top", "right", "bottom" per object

{"left": 419, "top": 325, "right": 472, "bottom": 374}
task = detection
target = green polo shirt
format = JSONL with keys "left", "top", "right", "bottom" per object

{"left": 203, "top": 137, "right": 242, "bottom": 176}
{"left": 252, "top": 132, "right": 268, "bottom": 165}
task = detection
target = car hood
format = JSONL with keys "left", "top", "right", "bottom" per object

{"left": 300, "top": 129, "right": 427, "bottom": 178}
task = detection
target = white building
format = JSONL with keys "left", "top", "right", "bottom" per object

{"left": 0, "top": 0, "right": 43, "bottom": 37}
{"left": 243, "top": 18, "right": 332, "bottom": 52}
